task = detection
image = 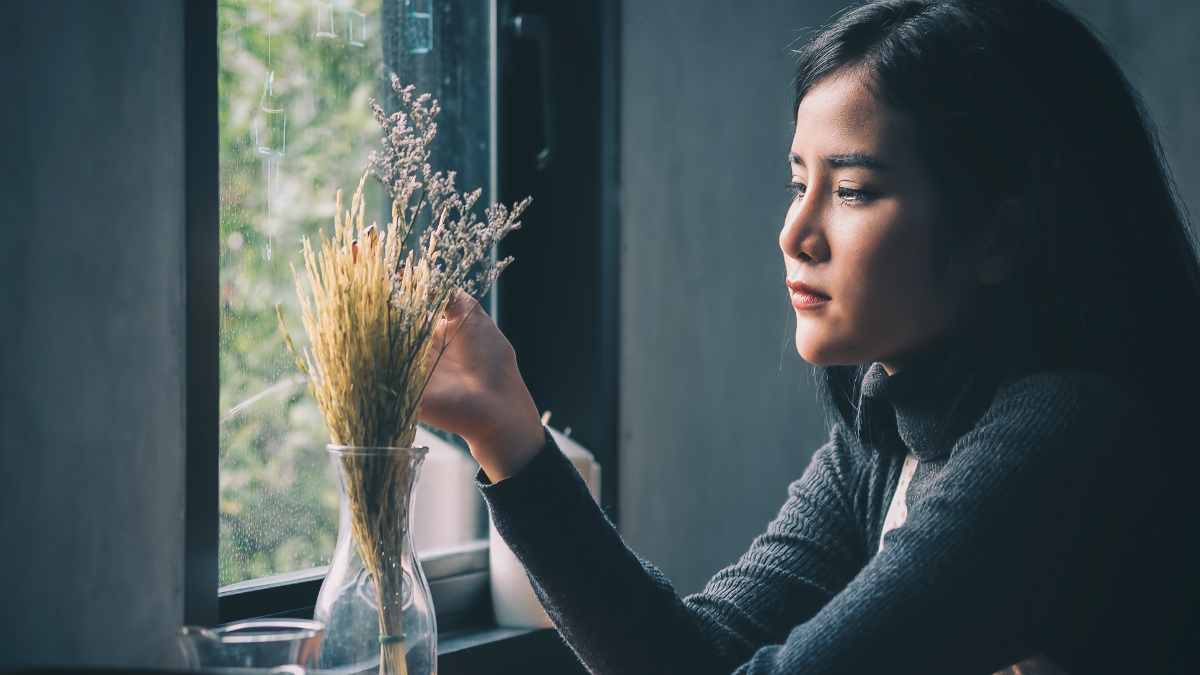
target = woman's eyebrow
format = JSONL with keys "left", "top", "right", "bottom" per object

{"left": 826, "top": 153, "right": 890, "bottom": 169}
{"left": 788, "top": 151, "right": 890, "bottom": 170}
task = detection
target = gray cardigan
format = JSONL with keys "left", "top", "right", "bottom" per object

{"left": 478, "top": 352, "right": 1200, "bottom": 674}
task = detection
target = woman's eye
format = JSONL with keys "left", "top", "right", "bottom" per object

{"left": 836, "top": 186, "right": 877, "bottom": 203}
{"left": 785, "top": 181, "right": 807, "bottom": 200}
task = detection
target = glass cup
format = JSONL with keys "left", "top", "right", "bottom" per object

{"left": 177, "top": 618, "right": 324, "bottom": 669}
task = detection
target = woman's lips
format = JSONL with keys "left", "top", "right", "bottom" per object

{"left": 786, "top": 278, "right": 831, "bottom": 309}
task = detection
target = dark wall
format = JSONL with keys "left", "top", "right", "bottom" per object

{"left": 1063, "top": 0, "right": 1200, "bottom": 218}
{"left": 617, "top": 0, "right": 1200, "bottom": 597}
{"left": 618, "top": 0, "right": 849, "bottom": 596}
{"left": 0, "top": 1, "right": 187, "bottom": 667}
{"left": 497, "top": 0, "right": 620, "bottom": 516}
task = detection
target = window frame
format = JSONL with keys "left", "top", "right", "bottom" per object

{"left": 184, "top": 0, "right": 221, "bottom": 629}
{"left": 184, "top": 0, "right": 619, "bottom": 650}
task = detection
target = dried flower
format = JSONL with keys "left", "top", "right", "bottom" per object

{"left": 276, "top": 76, "right": 529, "bottom": 675}
{"left": 369, "top": 74, "right": 530, "bottom": 303}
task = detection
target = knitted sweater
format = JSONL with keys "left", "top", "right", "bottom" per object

{"left": 477, "top": 352, "right": 1200, "bottom": 674}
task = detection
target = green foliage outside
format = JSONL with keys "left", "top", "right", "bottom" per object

{"left": 217, "top": 0, "right": 386, "bottom": 587}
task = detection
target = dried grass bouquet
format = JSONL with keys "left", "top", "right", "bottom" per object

{"left": 276, "top": 75, "right": 529, "bottom": 675}
{"left": 278, "top": 75, "right": 528, "bottom": 450}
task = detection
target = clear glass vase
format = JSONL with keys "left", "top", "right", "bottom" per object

{"left": 315, "top": 445, "right": 436, "bottom": 675}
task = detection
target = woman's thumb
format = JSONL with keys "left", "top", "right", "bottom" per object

{"left": 442, "top": 287, "right": 476, "bottom": 322}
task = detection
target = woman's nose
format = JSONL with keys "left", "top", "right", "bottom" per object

{"left": 779, "top": 194, "right": 829, "bottom": 263}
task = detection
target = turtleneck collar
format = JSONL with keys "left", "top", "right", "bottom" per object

{"left": 854, "top": 334, "right": 1011, "bottom": 461}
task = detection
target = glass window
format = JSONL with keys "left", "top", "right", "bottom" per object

{"left": 217, "top": 0, "right": 493, "bottom": 587}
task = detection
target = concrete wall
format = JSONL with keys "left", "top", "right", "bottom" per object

{"left": 0, "top": 1, "right": 186, "bottom": 667}
{"left": 618, "top": 0, "right": 1200, "bottom": 596}
{"left": 618, "top": 1, "right": 849, "bottom": 596}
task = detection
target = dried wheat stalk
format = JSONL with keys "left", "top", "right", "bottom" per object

{"left": 276, "top": 76, "right": 529, "bottom": 675}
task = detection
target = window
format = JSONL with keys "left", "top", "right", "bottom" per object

{"left": 193, "top": 0, "right": 618, "bottom": 644}
{"left": 216, "top": 0, "right": 493, "bottom": 594}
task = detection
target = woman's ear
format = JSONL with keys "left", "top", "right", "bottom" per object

{"left": 977, "top": 197, "right": 1023, "bottom": 286}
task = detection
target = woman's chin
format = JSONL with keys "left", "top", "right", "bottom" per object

{"left": 794, "top": 341, "right": 841, "bottom": 367}
{"left": 794, "top": 324, "right": 844, "bottom": 366}
{"left": 794, "top": 336, "right": 872, "bottom": 368}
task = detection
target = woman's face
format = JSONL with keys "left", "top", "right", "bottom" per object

{"left": 781, "top": 74, "right": 987, "bottom": 374}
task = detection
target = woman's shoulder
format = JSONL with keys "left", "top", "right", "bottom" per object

{"left": 972, "top": 368, "right": 1155, "bottom": 460}
{"left": 992, "top": 368, "right": 1146, "bottom": 416}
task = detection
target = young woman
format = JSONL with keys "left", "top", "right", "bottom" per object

{"left": 420, "top": 0, "right": 1200, "bottom": 672}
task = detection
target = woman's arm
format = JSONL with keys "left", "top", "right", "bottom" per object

{"left": 479, "top": 428, "right": 877, "bottom": 675}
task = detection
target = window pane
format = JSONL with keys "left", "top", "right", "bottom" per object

{"left": 218, "top": 0, "right": 492, "bottom": 587}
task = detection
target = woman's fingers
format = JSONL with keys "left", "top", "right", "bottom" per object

{"left": 432, "top": 288, "right": 474, "bottom": 355}
{"left": 442, "top": 287, "right": 477, "bottom": 322}
{"left": 418, "top": 287, "right": 544, "bottom": 480}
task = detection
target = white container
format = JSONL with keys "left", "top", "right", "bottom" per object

{"left": 489, "top": 424, "right": 601, "bottom": 628}
{"left": 412, "top": 426, "right": 487, "bottom": 553}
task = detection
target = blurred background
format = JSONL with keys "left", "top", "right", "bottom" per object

{"left": 1, "top": 0, "right": 1197, "bottom": 667}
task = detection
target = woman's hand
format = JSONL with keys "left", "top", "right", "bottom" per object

{"left": 420, "top": 289, "right": 546, "bottom": 481}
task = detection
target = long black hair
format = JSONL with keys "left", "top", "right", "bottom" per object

{"left": 797, "top": 0, "right": 1200, "bottom": 440}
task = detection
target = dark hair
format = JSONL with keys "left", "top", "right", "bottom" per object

{"left": 797, "top": 0, "right": 1200, "bottom": 440}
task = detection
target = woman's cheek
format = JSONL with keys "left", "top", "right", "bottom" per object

{"left": 826, "top": 219, "right": 913, "bottom": 361}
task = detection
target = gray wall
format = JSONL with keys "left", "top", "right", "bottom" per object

{"left": 618, "top": 0, "right": 1200, "bottom": 596}
{"left": 619, "top": 1, "right": 849, "bottom": 596}
{"left": 0, "top": 1, "right": 186, "bottom": 667}
{"left": 1063, "top": 0, "right": 1200, "bottom": 217}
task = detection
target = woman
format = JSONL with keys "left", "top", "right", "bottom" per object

{"left": 421, "top": 0, "right": 1200, "bottom": 672}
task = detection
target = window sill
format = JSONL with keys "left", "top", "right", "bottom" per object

{"left": 437, "top": 626, "right": 586, "bottom": 675}
{"left": 218, "top": 540, "right": 489, "bottom": 628}
{"left": 215, "top": 541, "right": 586, "bottom": 672}
{"left": 0, "top": 629, "right": 584, "bottom": 675}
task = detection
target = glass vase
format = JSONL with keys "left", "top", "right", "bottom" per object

{"left": 314, "top": 445, "right": 436, "bottom": 675}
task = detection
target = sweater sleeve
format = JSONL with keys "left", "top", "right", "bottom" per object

{"left": 480, "top": 372, "right": 1149, "bottom": 675}
{"left": 478, "top": 426, "right": 873, "bottom": 675}
{"left": 731, "top": 372, "right": 1153, "bottom": 675}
